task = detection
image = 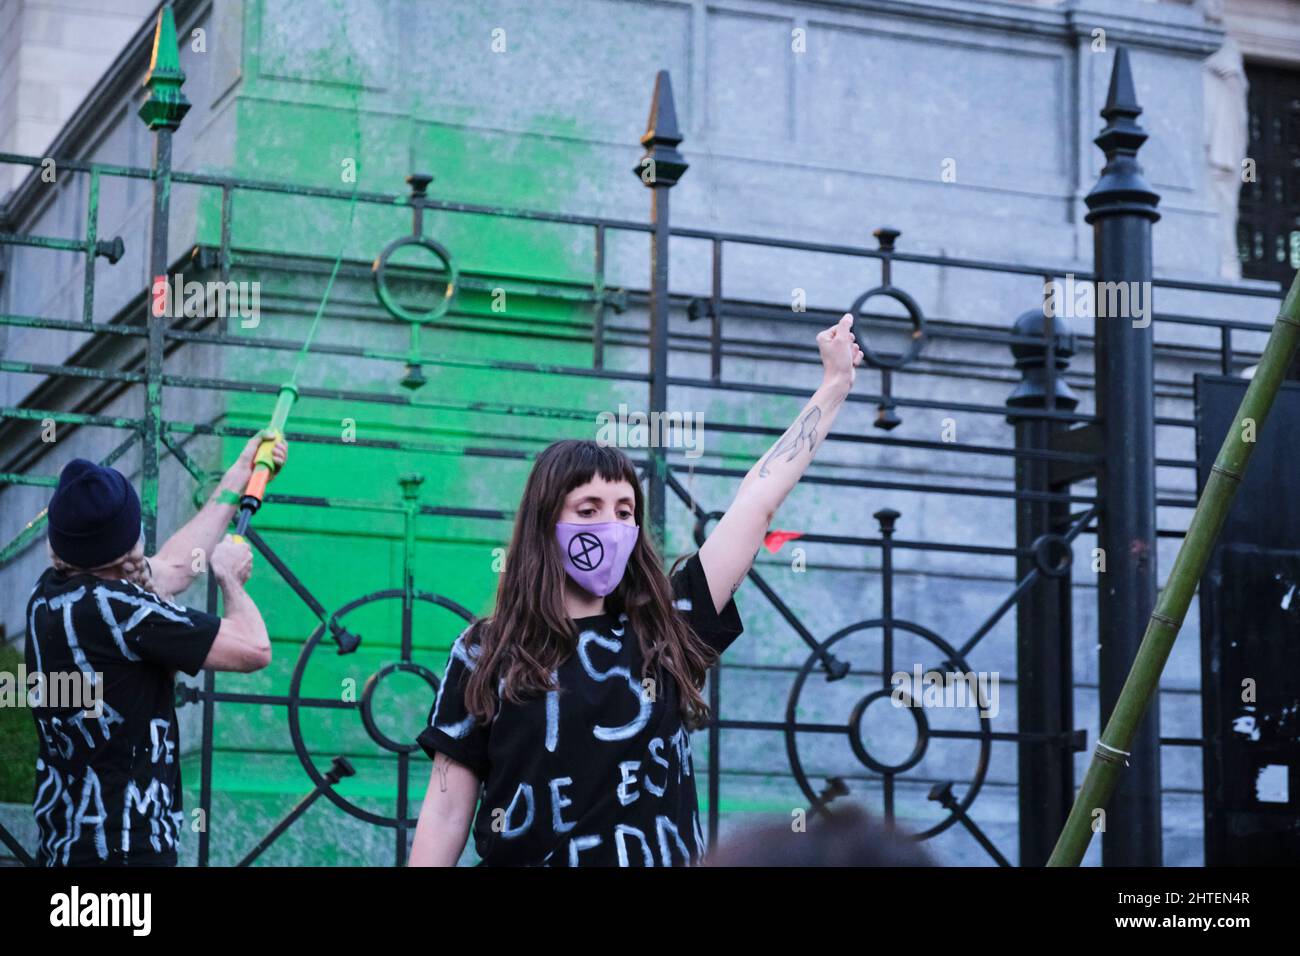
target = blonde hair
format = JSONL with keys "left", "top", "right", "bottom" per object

{"left": 47, "top": 538, "right": 154, "bottom": 591}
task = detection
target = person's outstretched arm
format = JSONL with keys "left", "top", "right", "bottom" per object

{"left": 149, "top": 434, "right": 288, "bottom": 599}
{"left": 409, "top": 753, "right": 480, "bottom": 866}
{"left": 697, "top": 313, "right": 863, "bottom": 614}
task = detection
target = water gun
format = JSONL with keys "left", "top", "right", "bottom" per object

{"left": 230, "top": 384, "right": 296, "bottom": 544}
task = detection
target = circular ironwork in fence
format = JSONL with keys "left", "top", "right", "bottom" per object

{"left": 359, "top": 661, "right": 443, "bottom": 753}
{"left": 372, "top": 234, "right": 458, "bottom": 324}
{"left": 1032, "top": 532, "right": 1074, "bottom": 578}
{"left": 847, "top": 284, "right": 927, "bottom": 370}
{"left": 783, "top": 617, "right": 992, "bottom": 839}
{"left": 287, "top": 588, "right": 475, "bottom": 828}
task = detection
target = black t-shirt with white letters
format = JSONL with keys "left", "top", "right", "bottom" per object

{"left": 417, "top": 552, "right": 743, "bottom": 866}
{"left": 24, "top": 568, "right": 221, "bottom": 866}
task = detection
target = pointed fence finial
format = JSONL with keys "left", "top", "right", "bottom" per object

{"left": 1104, "top": 47, "right": 1140, "bottom": 113}
{"left": 1085, "top": 47, "right": 1159, "bottom": 223}
{"left": 138, "top": 5, "right": 191, "bottom": 130}
{"left": 633, "top": 70, "right": 688, "bottom": 187}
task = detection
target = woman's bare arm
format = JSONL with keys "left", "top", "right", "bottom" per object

{"left": 409, "top": 753, "right": 481, "bottom": 866}
{"left": 697, "top": 313, "right": 863, "bottom": 614}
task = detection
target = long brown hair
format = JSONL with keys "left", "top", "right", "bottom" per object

{"left": 463, "top": 439, "right": 718, "bottom": 730}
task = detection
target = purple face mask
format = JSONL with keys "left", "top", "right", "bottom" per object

{"left": 555, "top": 521, "right": 639, "bottom": 597}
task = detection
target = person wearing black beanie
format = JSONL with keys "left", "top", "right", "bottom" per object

{"left": 24, "top": 434, "right": 287, "bottom": 867}
{"left": 46, "top": 458, "right": 144, "bottom": 572}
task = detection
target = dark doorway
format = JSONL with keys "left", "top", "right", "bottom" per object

{"left": 1239, "top": 64, "right": 1300, "bottom": 286}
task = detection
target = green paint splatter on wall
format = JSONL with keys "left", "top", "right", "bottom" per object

{"left": 186, "top": 0, "right": 630, "bottom": 863}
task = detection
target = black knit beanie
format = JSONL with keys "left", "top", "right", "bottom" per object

{"left": 47, "top": 459, "right": 142, "bottom": 569}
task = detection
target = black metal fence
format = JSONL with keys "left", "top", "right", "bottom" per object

{"left": 0, "top": 22, "right": 1289, "bottom": 866}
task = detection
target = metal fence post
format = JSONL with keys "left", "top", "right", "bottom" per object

{"left": 1086, "top": 47, "right": 1162, "bottom": 866}
{"left": 138, "top": 4, "right": 190, "bottom": 551}
{"left": 1006, "top": 308, "right": 1079, "bottom": 865}
{"left": 634, "top": 70, "right": 687, "bottom": 550}
{"left": 199, "top": 571, "right": 217, "bottom": 866}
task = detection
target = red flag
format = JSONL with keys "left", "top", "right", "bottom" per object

{"left": 763, "top": 530, "right": 803, "bottom": 553}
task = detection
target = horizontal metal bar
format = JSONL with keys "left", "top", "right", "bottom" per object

{"left": 0, "top": 472, "right": 59, "bottom": 487}
{"left": 169, "top": 170, "right": 652, "bottom": 232}
{"left": 1, "top": 407, "right": 144, "bottom": 429}
{"left": 167, "top": 420, "right": 543, "bottom": 465}
{"left": 1151, "top": 276, "right": 1285, "bottom": 298}
{"left": 186, "top": 690, "right": 358, "bottom": 709}
{"left": 1154, "top": 310, "right": 1279, "bottom": 334}
{"left": 0, "top": 151, "right": 648, "bottom": 232}
{"left": 701, "top": 419, "right": 1100, "bottom": 466}
{"left": 225, "top": 249, "right": 623, "bottom": 308}
{"left": 0, "top": 232, "right": 93, "bottom": 254}
{"left": 0, "top": 313, "right": 145, "bottom": 336}
{"left": 674, "top": 462, "right": 1095, "bottom": 506}
{"left": 0, "top": 151, "right": 153, "bottom": 180}
{"left": 764, "top": 530, "right": 1026, "bottom": 557}
{"left": 0, "top": 359, "right": 143, "bottom": 384}
{"left": 672, "top": 375, "right": 1097, "bottom": 424}
{"left": 417, "top": 503, "right": 511, "bottom": 521}
{"left": 659, "top": 289, "right": 1283, "bottom": 358}
{"left": 157, "top": 370, "right": 578, "bottom": 411}
{"left": 711, "top": 718, "right": 1069, "bottom": 747}
{"left": 252, "top": 491, "right": 414, "bottom": 515}
{"left": 161, "top": 327, "right": 651, "bottom": 383}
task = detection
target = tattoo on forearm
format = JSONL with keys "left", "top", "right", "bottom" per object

{"left": 434, "top": 754, "right": 451, "bottom": 792}
{"left": 732, "top": 544, "right": 761, "bottom": 595}
{"left": 759, "top": 406, "right": 822, "bottom": 478}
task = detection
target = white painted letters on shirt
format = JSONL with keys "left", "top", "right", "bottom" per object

{"left": 549, "top": 776, "right": 575, "bottom": 834}
{"left": 71, "top": 767, "right": 109, "bottom": 862}
{"left": 149, "top": 718, "right": 175, "bottom": 764}
{"left": 616, "top": 760, "right": 640, "bottom": 806}
{"left": 500, "top": 781, "right": 535, "bottom": 840}
{"left": 568, "top": 833, "right": 602, "bottom": 866}
{"left": 644, "top": 737, "right": 669, "bottom": 797}
{"left": 614, "top": 824, "right": 655, "bottom": 866}
{"left": 656, "top": 815, "right": 693, "bottom": 866}
{"left": 576, "top": 629, "right": 651, "bottom": 742}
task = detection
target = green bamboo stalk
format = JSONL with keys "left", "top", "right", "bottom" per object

{"left": 1048, "top": 266, "right": 1300, "bottom": 866}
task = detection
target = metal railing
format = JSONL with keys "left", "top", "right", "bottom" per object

{"left": 0, "top": 14, "right": 1288, "bottom": 867}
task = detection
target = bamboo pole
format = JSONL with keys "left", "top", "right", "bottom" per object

{"left": 1048, "top": 267, "right": 1300, "bottom": 866}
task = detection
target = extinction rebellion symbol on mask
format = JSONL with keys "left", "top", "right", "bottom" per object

{"left": 569, "top": 532, "right": 604, "bottom": 571}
